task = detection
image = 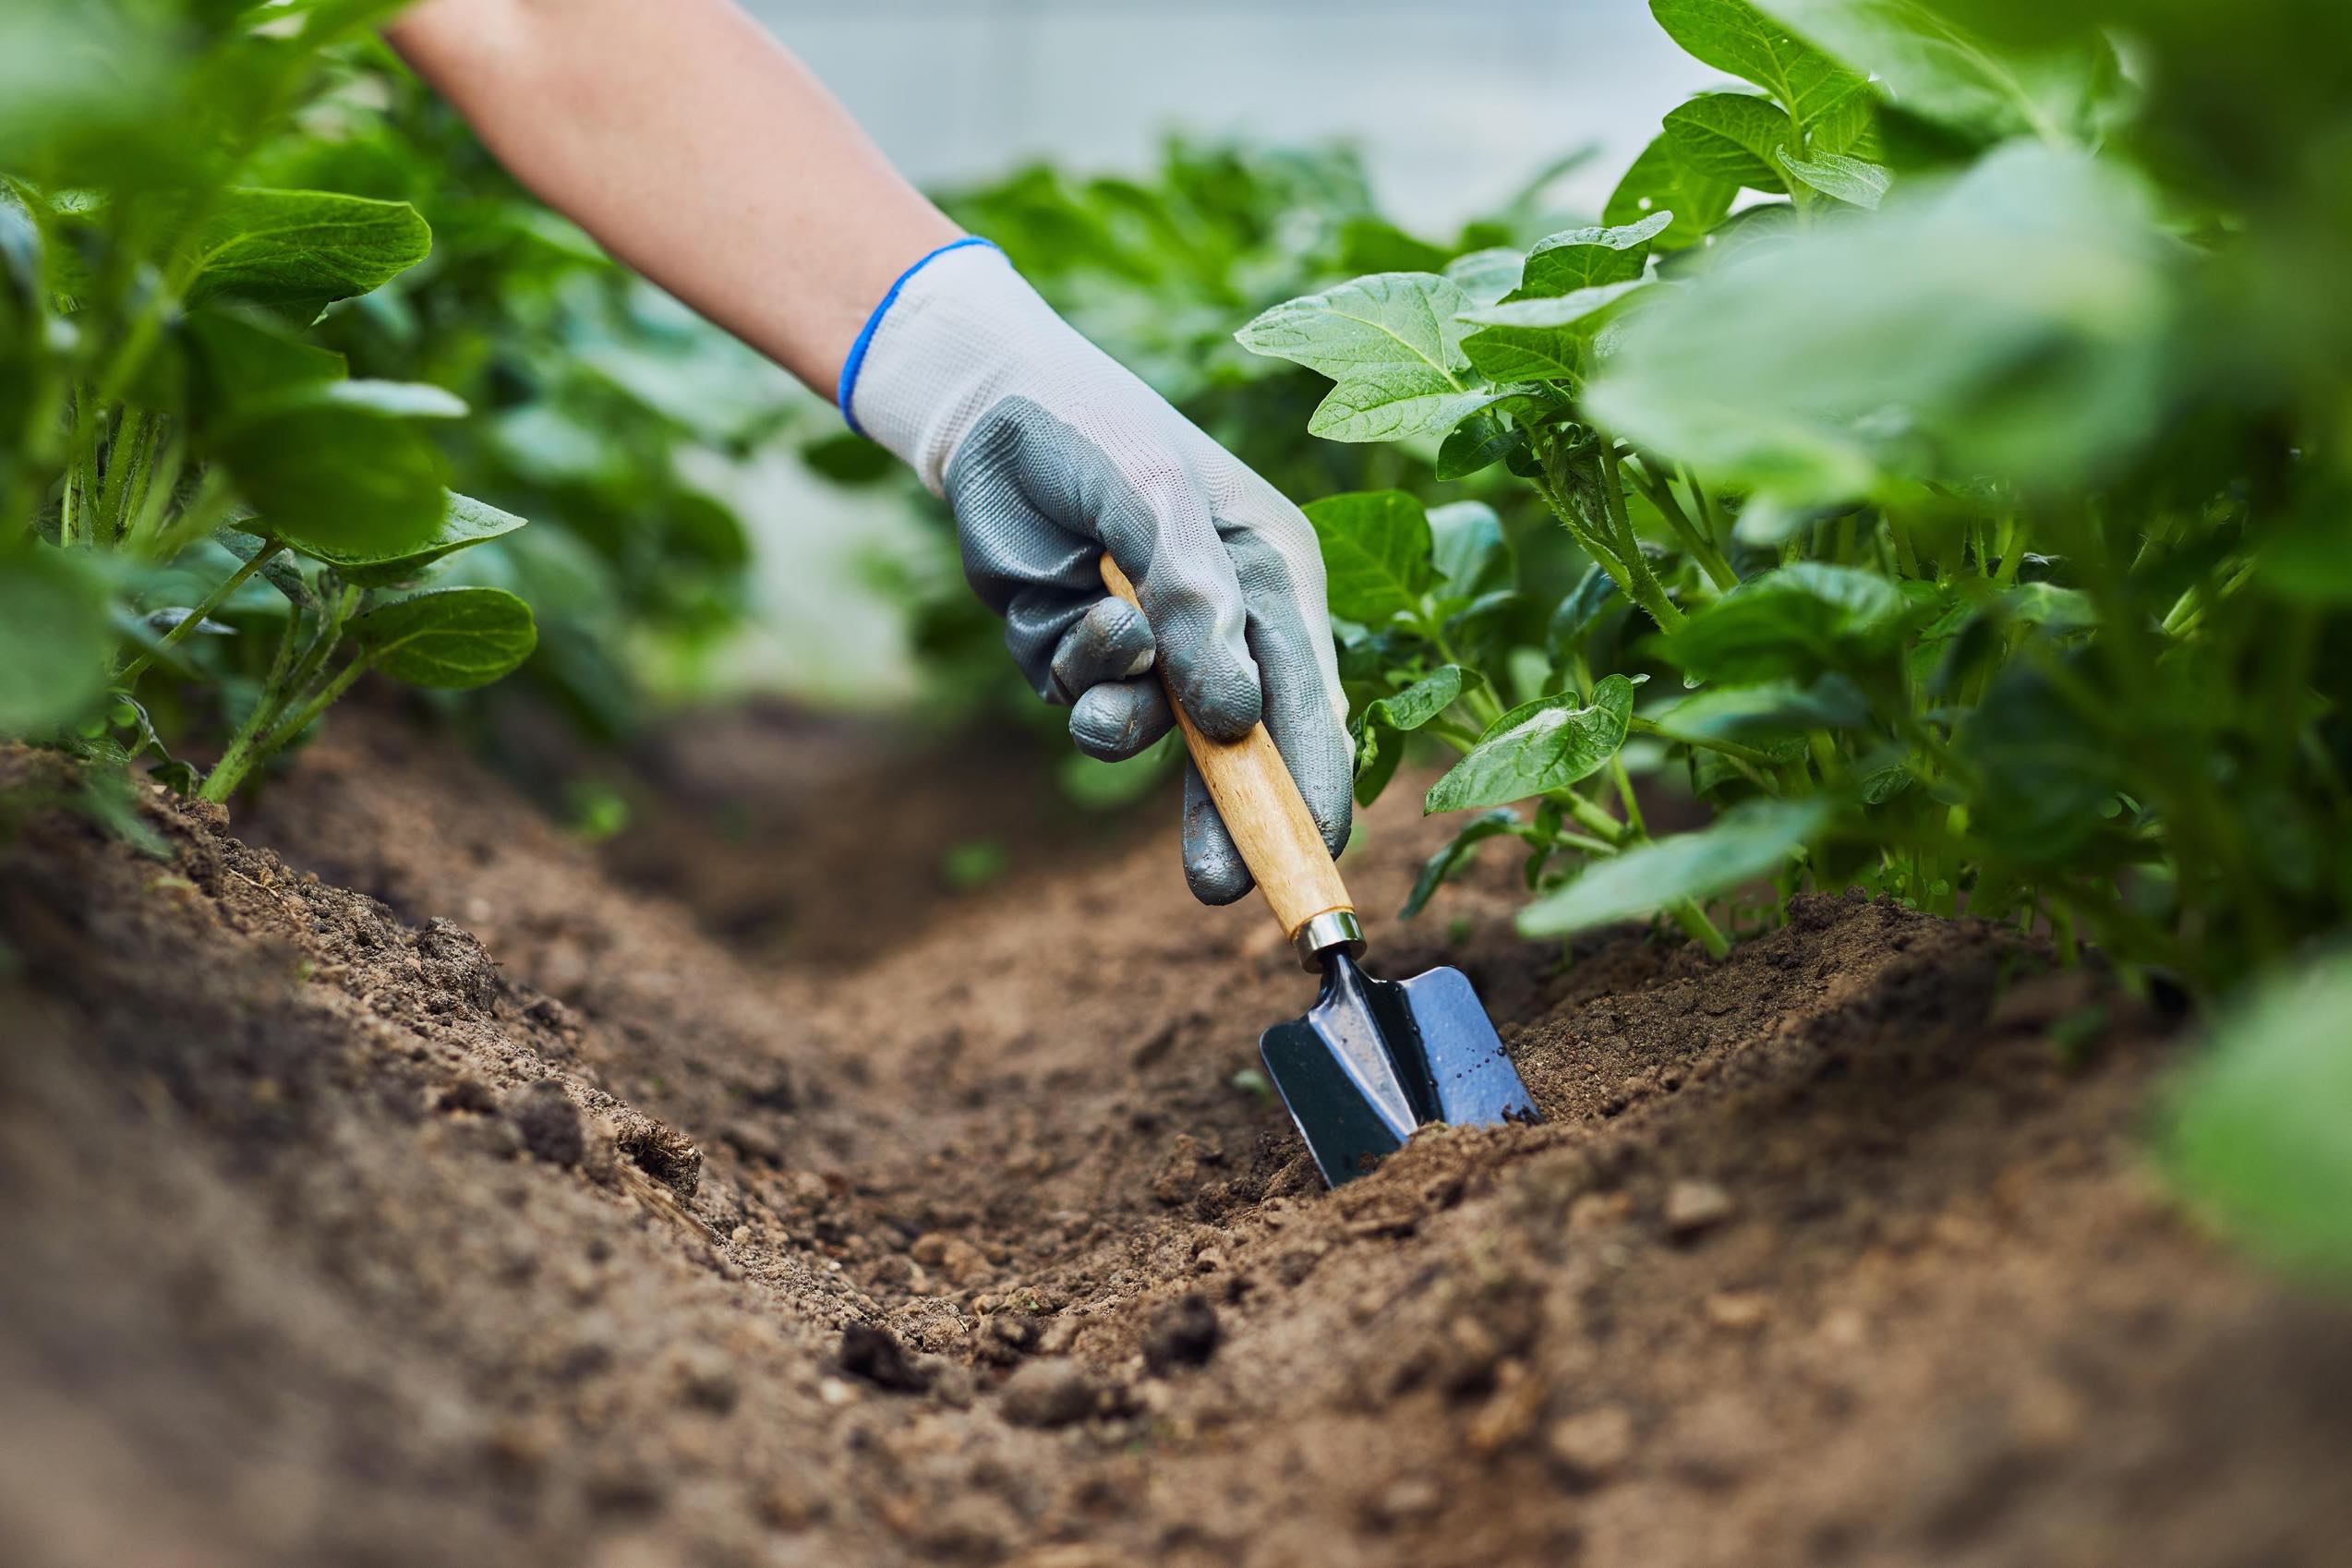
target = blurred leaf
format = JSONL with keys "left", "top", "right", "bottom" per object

{"left": 1235, "top": 272, "right": 1490, "bottom": 441}
{"left": 1650, "top": 674, "right": 1874, "bottom": 741}
{"left": 2165, "top": 949, "right": 2352, "bottom": 1285}
{"left": 1957, "top": 659, "right": 2117, "bottom": 864}
{"left": 1663, "top": 562, "right": 1904, "bottom": 683}
{"left": 1665, "top": 93, "right": 1797, "bottom": 193}
{"left": 1443, "top": 247, "right": 1525, "bottom": 307}
{"left": 348, "top": 585, "right": 537, "bottom": 689}
{"left": 215, "top": 379, "right": 464, "bottom": 556}
{"left": 0, "top": 548, "right": 111, "bottom": 735}
{"left": 1303, "top": 490, "right": 1434, "bottom": 623}
{"left": 1427, "top": 674, "right": 1635, "bottom": 812}
{"left": 1587, "top": 145, "right": 2181, "bottom": 506}
{"left": 1519, "top": 795, "right": 1828, "bottom": 935}
{"left": 1403, "top": 807, "right": 1523, "bottom": 918}
{"left": 1429, "top": 501, "right": 1510, "bottom": 593}
{"left": 187, "top": 189, "right": 431, "bottom": 317}
{"left": 1754, "top": 0, "right": 2117, "bottom": 146}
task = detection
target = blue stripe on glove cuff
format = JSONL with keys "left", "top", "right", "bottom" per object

{"left": 836, "top": 235, "right": 1002, "bottom": 438}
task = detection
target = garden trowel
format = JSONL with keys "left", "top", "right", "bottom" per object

{"left": 1102, "top": 559, "right": 1541, "bottom": 1187}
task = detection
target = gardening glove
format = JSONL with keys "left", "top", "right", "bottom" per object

{"left": 839, "top": 237, "right": 1350, "bottom": 904}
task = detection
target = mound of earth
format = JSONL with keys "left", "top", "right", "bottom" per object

{"left": 3, "top": 717, "right": 2347, "bottom": 1568}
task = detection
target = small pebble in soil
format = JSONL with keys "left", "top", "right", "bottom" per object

{"left": 839, "top": 1322, "right": 932, "bottom": 1393}
{"left": 998, "top": 1357, "right": 1098, "bottom": 1428}
{"left": 1547, "top": 1405, "right": 1635, "bottom": 1480}
{"left": 1663, "top": 1178, "right": 1736, "bottom": 1237}
{"left": 508, "top": 1080, "right": 584, "bottom": 1166}
{"left": 669, "top": 1344, "right": 741, "bottom": 1413}
{"left": 1141, "top": 1293, "right": 1221, "bottom": 1375}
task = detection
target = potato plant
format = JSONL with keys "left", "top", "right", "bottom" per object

{"left": 2, "top": 2, "right": 537, "bottom": 801}
{"left": 1237, "top": 0, "right": 2352, "bottom": 995}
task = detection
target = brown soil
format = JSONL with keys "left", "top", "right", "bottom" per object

{"left": 4, "top": 714, "right": 2348, "bottom": 1568}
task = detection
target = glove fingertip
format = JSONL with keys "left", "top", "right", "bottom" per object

{"left": 1180, "top": 762, "right": 1256, "bottom": 905}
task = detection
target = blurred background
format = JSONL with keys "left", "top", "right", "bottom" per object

{"left": 719, "top": 0, "right": 1713, "bottom": 707}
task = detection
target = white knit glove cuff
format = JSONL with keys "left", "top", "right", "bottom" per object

{"left": 838, "top": 238, "right": 1066, "bottom": 495}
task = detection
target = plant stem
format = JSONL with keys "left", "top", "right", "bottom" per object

{"left": 200, "top": 656, "right": 368, "bottom": 803}
{"left": 1671, "top": 899, "right": 1731, "bottom": 959}
{"left": 1625, "top": 455, "right": 1737, "bottom": 590}
{"left": 117, "top": 541, "right": 284, "bottom": 683}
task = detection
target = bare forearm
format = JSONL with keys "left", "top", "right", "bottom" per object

{"left": 387, "top": 0, "right": 960, "bottom": 392}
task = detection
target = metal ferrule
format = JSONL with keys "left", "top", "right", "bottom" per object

{"left": 1292, "top": 910, "right": 1367, "bottom": 971}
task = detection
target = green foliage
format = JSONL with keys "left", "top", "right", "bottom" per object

{"left": 1, "top": 2, "right": 557, "bottom": 801}
{"left": 2165, "top": 951, "right": 2352, "bottom": 1285}
{"left": 1232, "top": 0, "right": 2352, "bottom": 1009}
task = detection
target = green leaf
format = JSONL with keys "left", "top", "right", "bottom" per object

{"left": 1606, "top": 134, "right": 1738, "bottom": 252}
{"left": 1303, "top": 490, "right": 1434, "bottom": 623}
{"left": 1429, "top": 501, "right": 1508, "bottom": 593}
{"left": 1585, "top": 145, "right": 2177, "bottom": 506}
{"left": 1651, "top": 0, "right": 1870, "bottom": 137}
{"left": 1518, "top": 796, "right": 1828, "bottom": 936}
{"left": 0, "top": 547, "right": 111, "bottom": 735}
{"left": 348, "top": 586, "right": 537, "bottom": 690}
{"left": 1650, "top": 675, "right": 1874, "bottom": 742}
{"left": 1956, "top": 660, "right": 2116, "bottom": 864}
{"left": 2164, "top": 950, "right": 2352, "bottom": 1285}
{"left": 1235, "top": 272, "right": 1490, "bottom": 441}
{"left": 1360, "top": 665, "right": 1470, "bottom": 739}
{"left": 1549, "top": 566, "right": 1622, "bottom": 662}
{"left": 1403, "top": 808, "right": 1523, "bottom": 919}
{"left": 211, "top": 380, "right": 464, "bottom": 558}
{"left": 1752, "top": 0, "right": 2116, "bottom": 146}
{"left": 1443, "top": 247, "right": 1526, "bottom": 307}
{"left": 1426, "top": 674, "right": 1635, "bottom": 813}
{"left": 1458, "top": 281, "right": 1648, "bottom": 384}
{"left": 1512, "top": 212, "right": 1673, "bottom": 297}
{"left": 1778, "top": 147, "right": 1891, "bottom": 208}
{"left": 1663, "top": 562, "right": 1904, "bottom": 683}
{"left": 187, "top": 188, "right": 431, "bottom": 317}
{"left": 291, "top": 493, "right": 527, "bottom": 586}
{"left": 1436, "top": 410, "right": 1523, "bottom": 480}
{"left": 1664, "top": 93, "right": 1797, "bottom": 193}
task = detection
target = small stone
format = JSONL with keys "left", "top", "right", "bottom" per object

{"left": 910, "top": 1232, "right": 989, "bottom": 1285}
{"left": 999, "top": 1357, "right": 1098, "bottom": 1429}
{"left": 1141, "top": 1293, "right": 1221, "bottom": 1375}
{"left": 1363, "top": 1476, "right": 1444, "bottom": 1526}
{"left": 1663, "top": 1179, "right": 1735, "bottom": 1237}
{"left": 816, "top": 1377, "right": 859, "bottom": 1407}
{"left": 1704, "top": 1290, "right": 1771, "bottom": 1332}
{"left": 1465, "top": 1360, "right": 1547, "bottom": 1456}
{"left": 509, "top": 1080, "right": 585, "bottom": 1166}
{"left": 839, "top": 1322, "right": 932, "bottom": 1393}
{"left": 1548, "top": 1405, "right": 1635, "bottom": 1480}
{"left": 670, "top": 1345, "right": 741, "bottom": 1413}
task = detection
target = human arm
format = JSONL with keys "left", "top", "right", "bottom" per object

{"left": 387, "top": 0, "right": 1352, "bottom": 899}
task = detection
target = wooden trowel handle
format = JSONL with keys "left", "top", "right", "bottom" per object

{"left": 1100, "top": 556, "right": 1359, "bottom": 967}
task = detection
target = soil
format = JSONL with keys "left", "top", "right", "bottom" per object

{"left": 5, "top": 710, "right": 2349, "bottom": 1568}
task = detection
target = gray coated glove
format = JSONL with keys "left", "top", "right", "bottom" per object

{"left": 840, "top": 238, "right": 1350, "bottom": 902}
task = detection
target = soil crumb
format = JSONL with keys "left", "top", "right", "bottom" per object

{"left": 4, "top": 720, "right": 2349, "bottom": 1568}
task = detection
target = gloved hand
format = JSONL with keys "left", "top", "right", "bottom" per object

{"left": 841, "top": 237, "right": 1350, "bottom": 904}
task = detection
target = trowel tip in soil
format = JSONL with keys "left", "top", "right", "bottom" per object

{"left": 1260, "top": 950, "right": 1540, "bottom": 1188}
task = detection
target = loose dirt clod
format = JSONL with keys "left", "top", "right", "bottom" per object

{"left": 998, "top": 1358, "right": 1098, "bottom": 1428}
{"left": 839, "top": 1322, "right": 932, "bottom": 1393}
{"left": 509, "top": 1080, "right": 585, "bottom": 1165}
{"left": 1663, "top": 1177, "right": 1736, "bottom": 1236}
{"left": 1141, "top": 1293, "right": 1221, "bottom": 1374}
